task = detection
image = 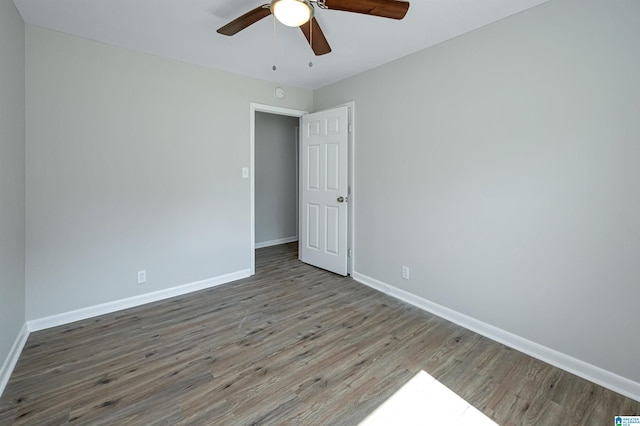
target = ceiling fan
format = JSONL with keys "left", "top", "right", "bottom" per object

{"left": 217, "top": 0, "right": 410, "bottom": 56}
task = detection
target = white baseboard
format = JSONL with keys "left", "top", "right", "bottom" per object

{"left": 27, "top": 269, "right": 251, "bottom": 332}
{"left": 352, "top": 272, "right": 640, "bottom": 403}
{"left": 0, "top": 323, "right": 29, "bottom": 398}
{"left": 255, "top": 236, "right": 298, "bottom": 249}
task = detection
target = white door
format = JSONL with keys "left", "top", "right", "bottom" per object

{"left": 299, "top": 106, "right": 349, "bottom": 276}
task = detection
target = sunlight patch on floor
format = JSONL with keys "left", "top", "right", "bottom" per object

{"left": 359, "top": 370, "right": 498, "bottom": 425}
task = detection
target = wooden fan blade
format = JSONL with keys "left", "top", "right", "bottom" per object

{"left": 217, "top": 4, "right": 271, "bottom": 36}
{"left": 323, "top": 0, "right": 409, "bottom": 20}
{"left": 300, "top": 18, "right": 332, "bottom": 56}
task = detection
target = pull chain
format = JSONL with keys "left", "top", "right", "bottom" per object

{"left": 272, "top": 14, "right": 277, "bottom": 71}
{"left": 308, "top": 18, "right": 313, "bottom": 68}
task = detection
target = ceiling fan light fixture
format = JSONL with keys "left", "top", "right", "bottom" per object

{"left": 271, "top": 0, "right": 314, "bottom": 27}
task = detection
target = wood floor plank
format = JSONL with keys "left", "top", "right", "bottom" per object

{"left": 1, "top": 242, "right": 638, "bottom": 425}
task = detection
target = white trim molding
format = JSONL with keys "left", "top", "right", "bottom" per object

{"left": 352, "top": 272, "right": 640, "bottom": 403}
{"left": 255, "top": 236, "right": 298, "bottom": 249}
{"left": 0, "top": 323, "right": 29, "bottom": 397}
{"left": 27, "top": 269, "right": 250, "bottom": 332}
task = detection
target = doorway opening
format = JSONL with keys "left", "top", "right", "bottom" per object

{"left": 254, "top": 111, "right": 299, "bottom": 249}
{"left": 250, "top": 104, "right": 307, "bottom": 275}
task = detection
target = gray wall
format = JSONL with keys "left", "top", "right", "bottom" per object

{"left": 25, "top": 26, "right": 313, "bottom": 320}
{"left": 315, "top": 0, "right": 640, "bottom": 383}
{"left": 255, "top": 112, "right": 299, "bottom": 246}
{"left": 0, "top": 0, "right": 26, "bottom": 366}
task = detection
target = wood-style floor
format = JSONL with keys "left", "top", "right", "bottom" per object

{"left": 0, "top": 243, "right": 637, "bottom": 425}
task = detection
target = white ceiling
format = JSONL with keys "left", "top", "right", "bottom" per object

{"left": 13, "top": 0, "right": 549, "bottom": 90}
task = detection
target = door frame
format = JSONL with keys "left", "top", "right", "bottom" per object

{"left": 341, "top": 101, "right": 356, "bottom": 277}
{"left": 249, "top": 101, "right": 355, "bottom": 276}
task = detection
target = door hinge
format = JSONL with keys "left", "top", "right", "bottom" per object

{"left": 348, "top": 124, "right": 353, "bottom": 133}
{"left": 348, "top": 249, "right": 352, "bottom": 258}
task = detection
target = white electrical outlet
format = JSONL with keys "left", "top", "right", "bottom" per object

{"left": 137, "top": 270, "right": 146, "bottom": 284}
{"left": 401, "top": 266, "right": 410, "bottom": 280}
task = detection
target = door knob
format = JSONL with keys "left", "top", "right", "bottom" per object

{"left": 337, "top": 196, "right": 345, "bottom": 203}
